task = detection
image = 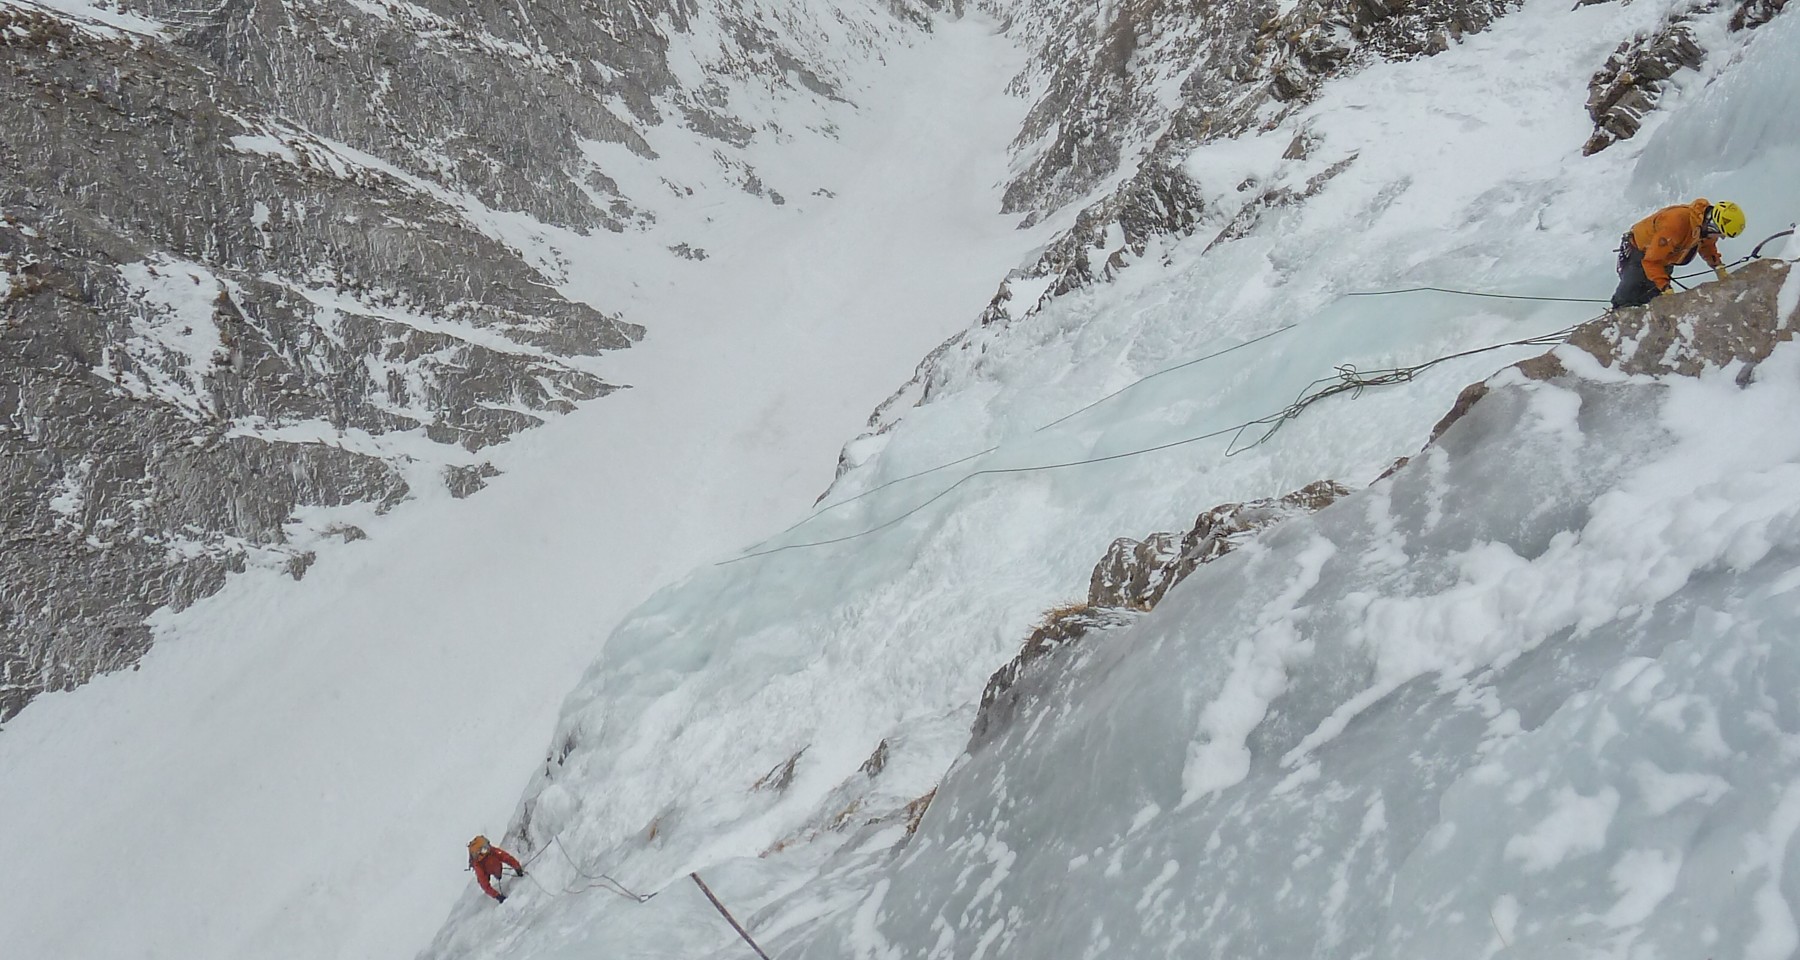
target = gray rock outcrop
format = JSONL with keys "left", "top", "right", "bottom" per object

{"left": 1430, "top": 258, "right": 1794, "bottom": 446}
{"left": 1582, "top": 13, "right": 1708, "bottom": 155}
{"left": 1583, "top": 0, "right": 1788, "bottom": 156}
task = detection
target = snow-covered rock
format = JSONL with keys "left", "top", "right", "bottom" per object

{"left": 0, "top": 0, "right": 921, "bottom": 717}
{"left": 1089, "top": 479, "right": 1352, "bottom": 611}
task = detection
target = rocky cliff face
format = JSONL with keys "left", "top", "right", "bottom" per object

{"left": 0, "top": 0, "right": 915, "bottom": 719}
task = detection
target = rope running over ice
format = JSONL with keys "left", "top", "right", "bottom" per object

{"left": 771, "top": 322, "right": 1301, "bottom": 535}
{"left": 1342, "top": 286, "right": 1610, "bottom": 304}
{"left": 517, "top": 834, "right": 657, "bottom": 902}
{"left": 717, "top": 234, "right": 1800, "bottom": 567}
{"left": 720, "top": 282, "right": 1631, "bottom": 565}
{"left": 718, "top": 315, "right": 1590, "bottom": 564}
{"left": 516, "top": 839, "right": 772, "bottom": 959}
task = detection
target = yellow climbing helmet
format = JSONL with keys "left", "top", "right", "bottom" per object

{"left": 1709, "top": 200, "right": 1746, "bottom": 238}
{"left": 468, "top": 835, "right": 491, "bottom": 861}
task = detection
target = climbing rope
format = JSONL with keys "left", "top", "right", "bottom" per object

{"left": 732, "top": 283, "right": 1612, "bottom": 561}
{"left": 1342, "top": 285, "right": 1609, "bottom": 304}
{"left": 511, "top": 833, "right": 658, "bottom": 902}
{"left": 1222, "top": 322, "right": 1584, "bottom": 454}
{"left": 717, "top": 316, "right": 1591, "bottom": 565}
{"left": 1750, "top": 226, "right": 1796, "bottom": 260}
{"left": 1661, "top": 224, "right": 1794, "bottom": 280}
{"left": 743, "top": 322, "right": 1302, "bottom": 554}
{"left": 1033, "top": 322, "right": 1301, "bottom": 432}
{"left": 513, "top": 838, "right": 772, "bottom": 958}
{"left": 719, "top": 232, "right": 1800, "bottom": 567}
{"left": 546, "top": 833, "right": 656, "bottom": 901}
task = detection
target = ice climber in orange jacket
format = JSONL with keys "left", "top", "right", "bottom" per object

{"left": 1611, "top": 198, "right": 1745, "bottom": 308}
{"left": 468, "top": 835, "right": 525, "bottom": 903}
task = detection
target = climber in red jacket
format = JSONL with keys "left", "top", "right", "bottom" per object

{"left": 468, "top": 834, "right": 525, "bottom": 903}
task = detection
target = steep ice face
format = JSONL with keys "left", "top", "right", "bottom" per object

{"left": 1632, "top": 6, "right": 1800, "bottom": 212}
{"left": 788, "top": 326, "right": 1800, "bottom": 959}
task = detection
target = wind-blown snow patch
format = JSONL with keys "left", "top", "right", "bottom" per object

{"left": 106, "top": 258, "right": 225, "bottom": 417}
{"left": 1504, "top": 786, "right": 1620, "bottom": 872}
{"left": 1181, "top": 535, "right": 1335, "bottom": 805}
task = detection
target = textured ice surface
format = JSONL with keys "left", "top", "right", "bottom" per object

{"left": 787, "top": 350, "right": 1800, "bottom": 958}
{"left": 432, "top": 5, "right": 1800, "bottom": 960}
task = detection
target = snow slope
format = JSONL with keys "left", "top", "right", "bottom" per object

{"left": 0, "top": 16, "right": 1043, "bottom": 960}
{"left": 425, "top": 3, "right": 1800, "bottom": 959}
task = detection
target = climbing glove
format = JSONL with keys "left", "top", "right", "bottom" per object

{"left": 1715, "top": 265, "right": 1731, "bottom": 282}
{"left": 495, "top": 893, "right": 507, "bottom": 904}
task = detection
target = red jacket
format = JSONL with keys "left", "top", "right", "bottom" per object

{"left": 473, "top": 846, "right": 523, "bottom": 900}
{"left": 1629, "top": 198, "right": 1722, "bottom": 290}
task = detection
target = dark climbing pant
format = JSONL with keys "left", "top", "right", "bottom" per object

{"left": 1611, "top": 238, "right": 1661, "bottom": 309}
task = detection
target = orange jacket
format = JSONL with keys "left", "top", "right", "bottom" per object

{"left": 473, "top": 846, "right": 523, "bottom": 900}
{"left": 1629, "top": 198, "right": 1722, "bottom": 290}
